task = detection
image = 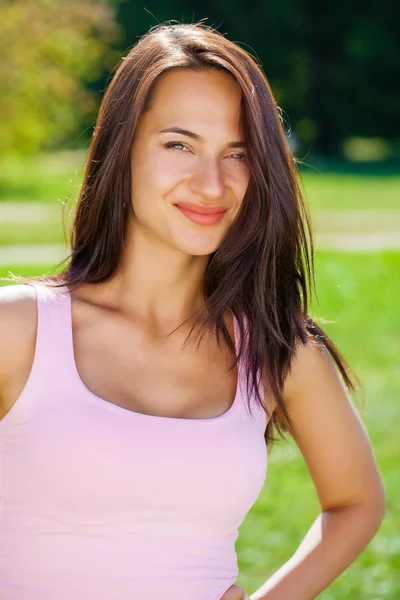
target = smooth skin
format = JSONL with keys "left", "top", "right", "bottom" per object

{"left": 0, "top": 68, "right": 385, "bottom": 600}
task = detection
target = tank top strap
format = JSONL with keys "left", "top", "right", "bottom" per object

{"left": 28, "top": 282, "right": 72, "bottom": 384}
{"left": 0, "top": 282, "right": 73, "bottom": 427}
{"left": 232, "top": 313, "right": 268, "bottom": 434}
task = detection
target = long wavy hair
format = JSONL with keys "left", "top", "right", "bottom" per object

{"left": 13, "top": 22, "right": 360, "bottom": 447}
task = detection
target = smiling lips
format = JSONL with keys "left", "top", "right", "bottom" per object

{"left": 174, "top": 201, "right": 228, "bottom": 215}
{"left": 174, "top": 202, "right": 228, "bottom": 226}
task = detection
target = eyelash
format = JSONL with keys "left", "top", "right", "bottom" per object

{"left": 163, "top": 142, "right": 246, "bottom": 161}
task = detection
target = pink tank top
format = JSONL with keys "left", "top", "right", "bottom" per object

{"left": 0, "top": 283, "right": 268, "bottom": 600}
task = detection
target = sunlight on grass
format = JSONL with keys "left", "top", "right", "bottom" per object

{"left": 303, "top": 172, "right": 400, "bottom": 211}
{"left": 0, "top": 150, "right": 85, "bottom": 204}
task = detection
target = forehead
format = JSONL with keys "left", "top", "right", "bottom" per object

{"left": 142, "top": 68, "right": 243, "bottom": 134}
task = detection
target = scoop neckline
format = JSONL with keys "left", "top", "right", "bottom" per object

{"left": 62, "top": 285, "right": 243, "bottom": 423}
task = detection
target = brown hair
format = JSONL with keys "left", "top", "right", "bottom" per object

{"left": 10, "top": 22, "right": 360, "bottom": 446}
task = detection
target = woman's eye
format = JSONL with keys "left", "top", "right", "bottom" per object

{"left": 228, "top": 152, "right": 246, "bottom": 161}
{"left": 163, "top": 143, "right": 245, "bottom": 162}
{"left": 164, "top": 142, "right": 189, "bottom": 152}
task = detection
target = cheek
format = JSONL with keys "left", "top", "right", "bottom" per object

{"left": 131, "top": 148, "right": 193, "bottom": 201}
{"left": 226, "top": 164, "right": 250, "bottom": 202}
{"left": 239, "top": 171, "right": 250, "bottom": 199}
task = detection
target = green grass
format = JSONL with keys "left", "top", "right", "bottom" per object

{"left": 0, "top": 264, "right": 61, "bottom": 283}
{"left": 1, "top": 250, "right": 399, "bottom": 598}
{"left": 0, "top": 151, "right": 85, "bottom": 204}
{"left": 302, "top": 172, "right": 400, "bottom": 211}
{"left": 0, "top": 205, "right": 67, "bottom": 246}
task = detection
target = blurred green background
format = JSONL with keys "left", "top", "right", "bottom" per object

{"left": 0, "top": 1, "right": 399, "bottom": 598}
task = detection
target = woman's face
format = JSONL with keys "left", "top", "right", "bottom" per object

{"left": 129, "top": 68, "right": 250, "bottom": 256}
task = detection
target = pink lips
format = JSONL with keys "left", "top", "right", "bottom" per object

{"left": 175, "top": 201, "right": 227, "bottom": 215}
{"left": 175, "top": 203, "right": 227, "bottom": 226}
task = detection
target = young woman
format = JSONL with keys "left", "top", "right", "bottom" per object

{"left": 0, "top": 22, "right": 385, "bottom": 600}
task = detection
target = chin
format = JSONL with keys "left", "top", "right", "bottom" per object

{"left": 170, "top": 234, "right": 221, "bottom": 257}
{"left": 178, "top": 242, "right": 221, "bottom": 257}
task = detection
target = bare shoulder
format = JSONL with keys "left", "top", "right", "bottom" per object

{"left": 0, "top": 283, "right": 38, "bottom": 327}
{"left": 0, "top": 284, "right": 38, "bottom": 397}
{"left": 283, "top": 336, "right": 338, "bottom": 399}
{"left": 280, "top": 336, "right": 350, "bottom": 431}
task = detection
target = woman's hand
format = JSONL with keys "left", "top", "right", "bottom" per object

{"left": 220, "top": 584, "right": 250, "bottom": 599}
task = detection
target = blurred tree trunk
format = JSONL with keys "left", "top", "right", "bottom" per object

{"left": 307, "top": 2, "right": 339, "bottom": 157}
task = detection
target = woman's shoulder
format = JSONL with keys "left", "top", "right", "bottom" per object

{"left": 0, "top": 282, "right": 38, "bottom": 321}
{"left": 0, "top": 284, "right": 38, "bottom": 396}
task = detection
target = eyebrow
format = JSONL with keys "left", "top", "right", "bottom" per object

{"left": 158, "top": 127, "right": 246, "bottom": 149}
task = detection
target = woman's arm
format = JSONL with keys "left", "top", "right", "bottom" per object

{"left": 250, "top": 339, "right": 386, "bottom": 600}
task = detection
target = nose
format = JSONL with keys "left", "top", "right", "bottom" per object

{"left": 189, "top": 157, "right": 225, "bottom": 201}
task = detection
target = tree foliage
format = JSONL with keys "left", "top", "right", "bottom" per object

{"left": 115, "top": 1, "right": 399, "bottom": 158}
{"left": 0, "top": 0, "right": 119, "bottom": 159}
{"left": 1, "top": 0, "right": 398, "bottom": 159}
